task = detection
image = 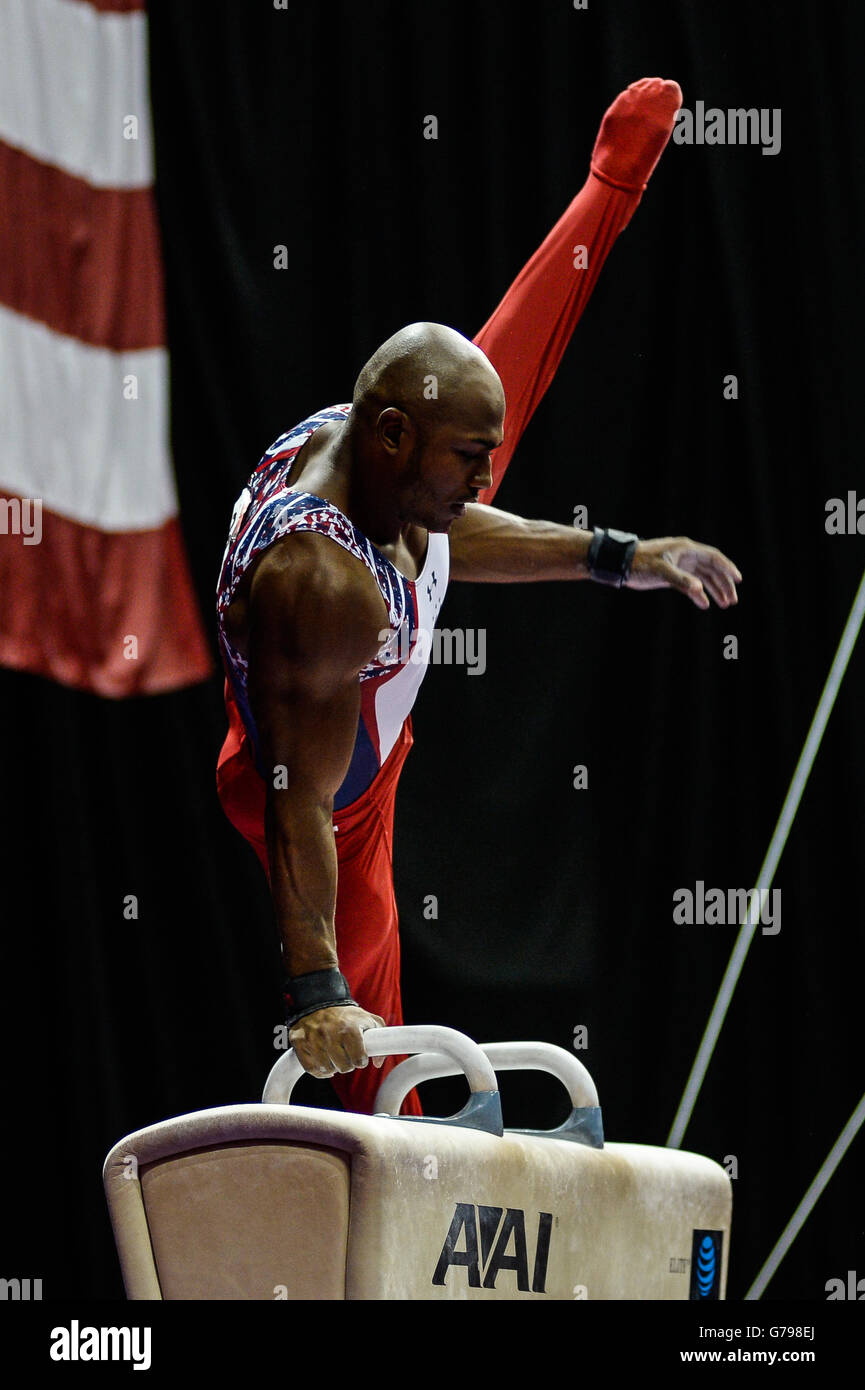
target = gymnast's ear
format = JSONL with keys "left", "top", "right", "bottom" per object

{"left": 375, "top": 406, "right": 416, "bottom": 456}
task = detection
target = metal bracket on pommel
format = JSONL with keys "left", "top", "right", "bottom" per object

{"left": 262, "top": 1025, "right": 505, "bottom": 1135}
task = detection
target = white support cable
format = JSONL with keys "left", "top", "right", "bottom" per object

{"left": 668, "top": 568, "right": 865, "bottom": 1149}
{"left": 745, "top": 1091, "right": 865, "bottom": 1299}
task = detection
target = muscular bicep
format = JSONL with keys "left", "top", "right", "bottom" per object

{"left": 245, "top": 534, "right": 389, "bottom": 803}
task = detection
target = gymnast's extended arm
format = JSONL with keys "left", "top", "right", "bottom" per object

{"left": 447, "top": 501, "right": 741, "bottom": 609}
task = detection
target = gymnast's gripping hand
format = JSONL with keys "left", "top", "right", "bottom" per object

{"left": 289, "top": 1005, "right": 388, "bottom": 1079}
{"left": 625, "top": 538, "right": 742, "bottom": 610}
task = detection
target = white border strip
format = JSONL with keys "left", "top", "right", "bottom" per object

{"left": 0, "top": 0, "right": 153, "bottom": 188}
{"left": 0, "top": 303, "right": 176, "bottom": 530}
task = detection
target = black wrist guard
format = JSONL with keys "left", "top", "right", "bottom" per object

{"left": 586, "top": 526, "right": 639, "bottom": 587}
{"left": 283, "top": 967, "right": 357, "bottom": 1027}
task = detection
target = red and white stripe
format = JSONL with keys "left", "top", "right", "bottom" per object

{"left": 0, "top": 0, "right": 212, "bottom": 695}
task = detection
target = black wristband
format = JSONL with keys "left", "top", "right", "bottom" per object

{"left": 586, "top": 526, "right": 639, "bottom": 588}
{"left": 282, "top": 967, "right": 357, "bottom": 1027}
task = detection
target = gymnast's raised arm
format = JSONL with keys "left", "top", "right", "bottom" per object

{"left": 245, "top": 530, "right": 390, "bottom": 1078}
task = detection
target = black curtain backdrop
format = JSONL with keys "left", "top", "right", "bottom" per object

{"left": 3, "top": 0, "right": 863, "bottom": 1312}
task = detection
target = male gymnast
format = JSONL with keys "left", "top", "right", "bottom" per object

{"left": 215, "top": 79, "right": 742, "bottom": 1114}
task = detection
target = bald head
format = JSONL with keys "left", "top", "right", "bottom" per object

{"left": 345, "top": 323, "right": 505, "bottom": 533}
{"left": 352, "top": 322, "right": 504, "bottom": 437}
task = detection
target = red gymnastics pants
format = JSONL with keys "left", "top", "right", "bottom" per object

{"left": 217, "top": 79, "right": 682, "bottom": 1115}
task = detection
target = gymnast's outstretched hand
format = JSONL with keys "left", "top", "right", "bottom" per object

{"left": 625, "top": 538, "right": 742, "bottom": 610}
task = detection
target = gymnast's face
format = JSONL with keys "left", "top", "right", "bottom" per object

{"left": 401, "top": 383, "right": 505, "bottom": 532}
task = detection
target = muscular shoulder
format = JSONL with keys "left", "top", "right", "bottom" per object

{"left": 247, "top": 531, "right": 389, "bottom": 683}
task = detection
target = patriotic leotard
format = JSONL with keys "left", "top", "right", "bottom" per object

{"left": 216, "top": 404, "right": 449, "bottom": 809}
